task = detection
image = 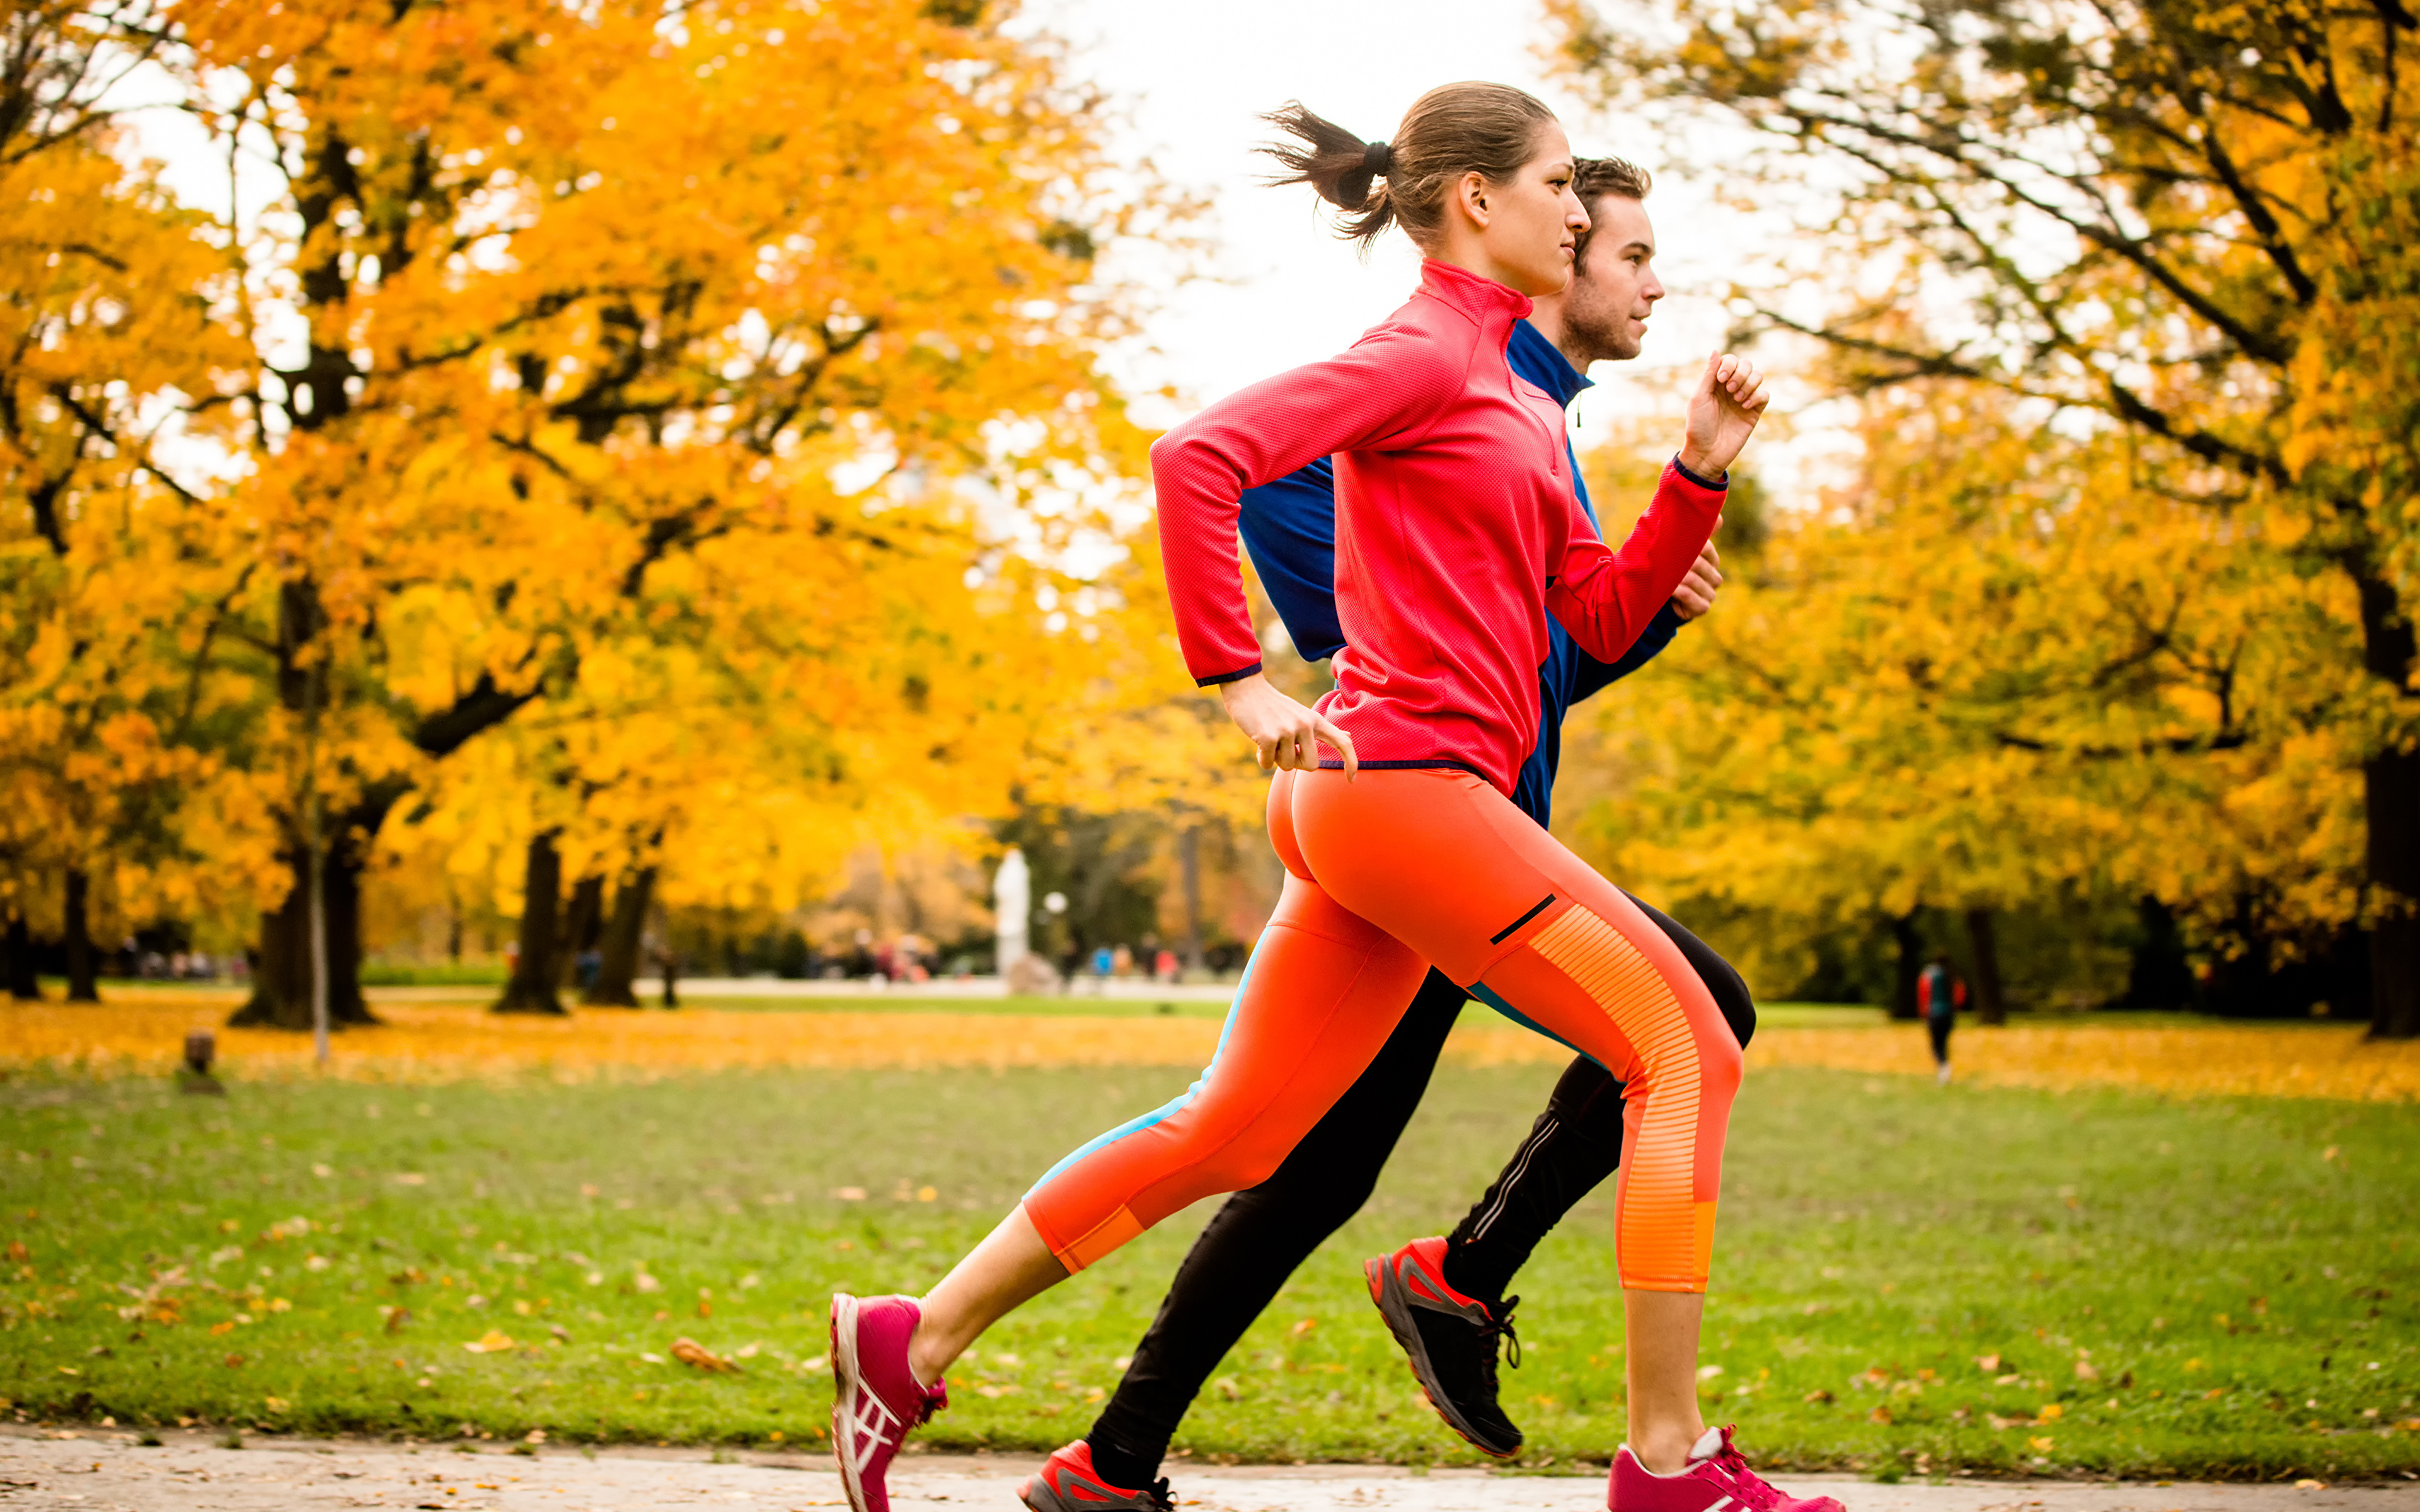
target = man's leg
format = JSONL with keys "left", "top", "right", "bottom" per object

{"left": 1077, "top": 969, "right": 1470, "bottom": 1491}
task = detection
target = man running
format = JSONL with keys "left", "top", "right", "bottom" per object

{"left": 1021, "top": 154, "right": 1751, "bottom": 1512}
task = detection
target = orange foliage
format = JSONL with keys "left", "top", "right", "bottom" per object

{"left": 8, "top": 999, "right": 2416, "bottom": 1102}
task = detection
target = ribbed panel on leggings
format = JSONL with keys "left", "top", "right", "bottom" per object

{"left": 1525, "top": 904, "right": 1704, "bottom": 1287}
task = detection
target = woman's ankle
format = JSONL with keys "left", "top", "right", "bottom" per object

{"left": 904, "top": 1310, "right": 955, "bottom": 1387}
{"left": 1626, "top": 1418, "right": 1708, "bottom": 1475}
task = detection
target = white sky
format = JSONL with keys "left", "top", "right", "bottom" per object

{"left": 1022, "top": 0, "right": 1784, "bottom": 467}
{"left": 110, "top": 0, "right": 1848, "bottom": 502}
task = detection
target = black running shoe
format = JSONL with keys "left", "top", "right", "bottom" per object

{"left": 1364, "top": 1235, "right": 1523, "bottom": 1457}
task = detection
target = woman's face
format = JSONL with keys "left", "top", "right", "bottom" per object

{"left": 1465, "top": 121, "right": 1588, "bottom": 297}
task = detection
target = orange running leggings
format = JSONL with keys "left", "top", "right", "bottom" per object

{"left": 1020, "top": 767, "right": 1743, "bottom": 1293}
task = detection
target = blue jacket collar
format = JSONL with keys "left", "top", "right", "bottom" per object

{"left": 1507, "top": 318, "right": 1592, "bottom": 408}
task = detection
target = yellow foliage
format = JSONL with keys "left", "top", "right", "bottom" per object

{"left": 1566, "top": 379, "right": 2368, "bottom": 985}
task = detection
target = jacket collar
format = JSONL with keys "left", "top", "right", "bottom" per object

{"left": 1417, "top": 257, "right": 1534, "bottom": 329}
{"left": 1506, "top": 318, "right": 1593, "bottom": 408}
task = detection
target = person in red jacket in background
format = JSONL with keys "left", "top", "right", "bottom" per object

{"left": 1918, "top": 952, "right": 1968, "bottom": 1084}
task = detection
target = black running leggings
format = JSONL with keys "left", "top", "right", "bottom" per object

{"left": 1083, "top": 893, "right": 1755, "bottom": 1485}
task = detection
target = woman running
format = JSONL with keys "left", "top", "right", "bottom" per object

{"left": 831, "top": 82, "right": 1835, "bottom": 1512}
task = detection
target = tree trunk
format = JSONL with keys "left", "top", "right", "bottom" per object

{"left": 1964, "top": 906, "right": 2007, "bottom": 1024}
{"left": 584, "top": 868, "right": 652, "bottom": 1007}
{"left": 1888, "top": 910, "right": 1923, "bottom": 1019}
{"left": 2357, "top": 566, "right": 2420, "bottom": 1040}
{"left": 495, "top": 831, "right": 567, "bottom": 1015}
{"left": 2124, "top": 896, "right": 2198, "bottom": 1009}
{"left": 4, "top": 908, "right": 39, "bottom": 999}
{"left": 228, "top": 829, "right": 377, "bottom": 1029}
{"left": 657, "top": 901, "right": 681, "bottom": 1009}
{"left": 62, "top": 868, "right": 99, "bottom": 1002}
{"left": 556, "top": 873, "right": 606, "bottom": 988}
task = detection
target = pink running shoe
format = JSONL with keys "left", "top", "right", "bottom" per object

{"left": 829, "top": 1293, "right": 948, "bottom": 1512}
{"left": 1609, "top": 1425, "right": 1844, "bottom": 1512}
{"left": 1018, "top": 1440, "right": 1175, "bottom": 1511}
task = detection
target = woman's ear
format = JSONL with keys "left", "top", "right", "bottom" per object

{"left": 1454, "top": 169, "right": 1491, "bottom": 229}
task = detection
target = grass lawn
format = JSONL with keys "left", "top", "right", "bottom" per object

{"left": 1, "top": 1058, "right": 2413, "bottom": 1481}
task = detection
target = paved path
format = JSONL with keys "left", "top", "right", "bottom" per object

{"left": 3, "top": 1429, "right": 2415, "bottom": 1512}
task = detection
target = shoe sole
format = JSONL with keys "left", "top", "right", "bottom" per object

{"left": 830, "top": 1295, "right": 875, "bottom": 1512}
{"left": 1363, "top": 1254, "right": 1521, "bottom": 1459}
{"left": 1017, "top": 1475, "right": 1073, "bottom": 1512}
{"left": 1019, "top": 1470, "right": 1161, "bottom": 1512}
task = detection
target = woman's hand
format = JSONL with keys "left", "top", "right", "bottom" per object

{"left": 1218, "top": 673, "right": 1357, "bottom": 779}
{"left": 1676, "top": 353, "right": 1770, "bottom": 481}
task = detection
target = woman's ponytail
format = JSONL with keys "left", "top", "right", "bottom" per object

{"left": 1260, "top": 101, "right": 1398, "bottom": 245}
{"left": 1259, "top": 83, "right": 1555, "bottom": 255}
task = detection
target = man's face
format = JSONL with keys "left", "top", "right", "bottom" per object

{"left": 1565, "top": 194, "right": 1664, "bottom": 363}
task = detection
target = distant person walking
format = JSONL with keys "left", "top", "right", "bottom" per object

{"left": 1918, "top": 953, "right": 1966, "bottom": 1084}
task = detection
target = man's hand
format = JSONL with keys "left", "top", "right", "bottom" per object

{"left": 1676, "top": 352, "right": 1770, "bottom": 481}
{"left": 1670, "top": 539, "right": 1724, "bottom": 622}
{"left": 1218, "top": 672, "right": 1357, "bottom": 779}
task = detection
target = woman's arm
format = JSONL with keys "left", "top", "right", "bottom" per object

{"left": 1151, "top": 320, "right": 1465, "bottom": 776}
{"left": 1546, "top": 355, "right": 1766, "bottom": 663}
{"left": 1150, "top": 321, "right": 1462, "bottom": 689}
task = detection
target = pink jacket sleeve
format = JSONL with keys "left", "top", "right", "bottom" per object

{"left": 1544, "top": 461, "right": 1727, "bottom": 664}
{"left": 1150, "top": 321, "right": 1464, "bottom": 686}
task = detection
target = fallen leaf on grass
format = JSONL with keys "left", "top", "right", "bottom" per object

{"left": 463, "top": 1331, "right": 515, "bottom": 1353}
{"left": 671, "top": 1337, "right": 737, "bottom": 1373}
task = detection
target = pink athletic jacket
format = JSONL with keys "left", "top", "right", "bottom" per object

{"left": 1151, "top": 258, "right": 1726, "bottom": 795}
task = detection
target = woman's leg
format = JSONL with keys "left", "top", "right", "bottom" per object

{"left": 904, "top": 774, "right": 1429, "bottom": 1382}
{"left": 1079, "top": 970, "right": 1471, "bottom": 1491}
{"left": 1291, "top": 768, "right": 1743, "bottom": 1473}
{"left": 1444, "top": 891, "right": 1757, "bottom": 1302}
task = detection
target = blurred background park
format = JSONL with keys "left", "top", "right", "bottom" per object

{"left": 3, "top": 0, "right": 2418, "bottom": 1485}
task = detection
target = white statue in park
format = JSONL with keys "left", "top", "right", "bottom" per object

{"left": 996, "top": 847, "right": 1058, "bottom": 992}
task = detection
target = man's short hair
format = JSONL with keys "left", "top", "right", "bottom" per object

{"left": 1571, "top": 155, "right": 1652, "bottom": 263}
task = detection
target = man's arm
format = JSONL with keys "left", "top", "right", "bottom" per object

{"left": 1567, "top": 539, "right": 1723, "bottom": 706}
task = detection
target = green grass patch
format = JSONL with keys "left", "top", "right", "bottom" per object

{"left": 0, "top": 1060, "right": 2412, "bottom": 1480}
{"left": 360, "top": 963, "right": 510, "bottom": 988}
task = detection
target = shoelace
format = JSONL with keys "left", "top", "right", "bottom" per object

{"left": 1706, "top": 1430, "right": 1785, "bottom": 1511}
{"left": 1477, "top": 1294, "right": 1522, "bottom": 1387}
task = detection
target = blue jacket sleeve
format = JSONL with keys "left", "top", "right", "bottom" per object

{"left": 1568, "top": 601, "right": 1684, "bottom": 706}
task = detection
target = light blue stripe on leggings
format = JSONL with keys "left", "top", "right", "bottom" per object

{"left": 1023, "top": 941, "right": 1263, "bottom": 1200}
{"left": 1466, "top": 982, "right": 1611, "bottom": 1074}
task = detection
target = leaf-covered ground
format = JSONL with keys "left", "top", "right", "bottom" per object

{"left": 7, "top": 993, "right": 2419, "bottom": 1104}
{"left": 0, "top": 1059, "right": 2413, "bottom": 1481}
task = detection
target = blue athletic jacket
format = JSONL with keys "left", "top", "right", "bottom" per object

{"left": 1237, "top": 319, "right": 1684, "bottom": 828}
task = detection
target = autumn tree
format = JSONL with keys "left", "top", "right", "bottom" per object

{"left": 1565, "top": 381, "right": 2360, "bottom": 1014}
{"left": 1552, "top": 0, "right": 2420, "bottom": 1033}
{"left": 0, "top": 0, "right": 256, "bottom": 1002}
{"left": 144, "top": 0, "right": 1168, "bottom": 1028}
